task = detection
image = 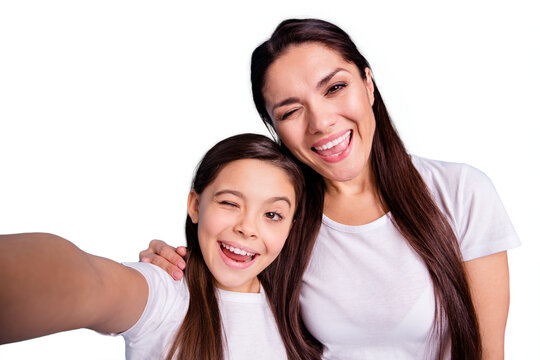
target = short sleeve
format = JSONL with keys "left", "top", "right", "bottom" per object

{"left": 120, "top": 262, "right": 189, "bottom": 347}
{"left": 453, "top": 165, "right": 521, "bottom": 261}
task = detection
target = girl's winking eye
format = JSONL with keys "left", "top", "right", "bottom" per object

{"left": 217, "top": 199, "right": 239, "bottom": 208}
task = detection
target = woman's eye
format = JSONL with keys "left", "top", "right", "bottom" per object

{"left": 265, "top": 212, "right": 283, "bottom": 221}
{"left": 326, "top": 82, "right": 347, "bottom": 95}
{"left": 279, "top": 108, "right": 298, "bottom": 121}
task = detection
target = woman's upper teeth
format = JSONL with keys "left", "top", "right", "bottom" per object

{"left": 314, "top": 130, "right": 351, "bottom": 151}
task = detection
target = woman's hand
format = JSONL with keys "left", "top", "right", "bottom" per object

{"left": 139, "top": 239, "right": 187, "bottom": 280}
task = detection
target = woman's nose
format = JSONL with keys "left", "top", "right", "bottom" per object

{"left": 306, "top": 106, "right": 335, "bottom": 134}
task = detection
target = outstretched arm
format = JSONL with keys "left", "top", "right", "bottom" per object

{"left": 0, "top": 233, "right": 148, "bottom": 344}
{"left": 464, "top": 251, "right": 510, "bottom": 360}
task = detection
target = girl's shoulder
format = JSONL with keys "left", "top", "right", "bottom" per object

{"left": 120, "top": 262, "right": 189, "bottom": 344}
{"left": 123, "top": 262, "right": 189, "bottom": 300}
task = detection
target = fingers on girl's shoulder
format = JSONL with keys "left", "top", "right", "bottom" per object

{"left": 144, "top": 253, "right": 184, "bottom": 281}
{"left": 149, "top": 239, "right": 181, "bottom": 260}
{"left": 176, "top": 246, "right": 187, "bottom": 256}
{"left": 149, "top": 239, "right": 167, "bottom": 251}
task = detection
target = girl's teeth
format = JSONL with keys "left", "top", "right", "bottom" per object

{"left": 222, "top": 243, "right": 255, "bottom": 257}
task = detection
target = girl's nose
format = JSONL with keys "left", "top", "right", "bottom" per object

{"left": 233, "top": 214, "right": 258, "bottom": 239}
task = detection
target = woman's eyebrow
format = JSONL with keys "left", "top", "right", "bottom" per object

{"left": 271, "top": 97, "right": 301, "bottom": 114}
{"left": 316, "top": 68, "right": 347, "bottom": 89}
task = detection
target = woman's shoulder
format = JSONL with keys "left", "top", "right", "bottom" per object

{"left": 410, "top": 155, "right": 492, "bottom": 190}
{"left": 410, "top": 155, "right": 501, "bottom": 220}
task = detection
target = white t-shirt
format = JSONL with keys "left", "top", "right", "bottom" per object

{"left": 300, "top": 156, "right": 520, "bottom": 360}
{"left": 120, "top": 262, "right": 287, "bottom": 360}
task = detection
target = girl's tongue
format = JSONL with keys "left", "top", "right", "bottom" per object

{"left": 221, "top": 243, "right": 255, "bottom": 262}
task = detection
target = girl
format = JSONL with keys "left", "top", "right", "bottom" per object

{"left": 0, "top": 133, "right": 322, "bottom": 359}
{"left": 141, "top": 19, "right": 520, "bottom": 359}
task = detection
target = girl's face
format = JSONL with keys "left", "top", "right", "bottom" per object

{"left": 262, "top": 43, "right": 376, "bottom": 184}
{"left": 187, "top": 159, "right": 296, "bottom": 293}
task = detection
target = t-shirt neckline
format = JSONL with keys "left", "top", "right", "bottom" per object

{"left": 322, "top": 212, "right": 391, "bottom": 233}
{"left": 217, "top": 284, "right": 266, "bottom": 304}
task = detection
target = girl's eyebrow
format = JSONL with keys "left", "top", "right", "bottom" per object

{"left": 270, "top": 68, "right": 347, "bottom": 114}
{"left": 214, "top": 189, "right": 291, "bottom": 208}
{"left": 214, "top": 189, "right": 243, "bottom": 198}
{"left": 267, "top": 196, "right": 292, "bottom": 208}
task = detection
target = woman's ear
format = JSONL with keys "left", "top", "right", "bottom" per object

{"left": 187, "top": 189, "right": 200, "bottom": 224}
{"left": 364, "top": 67, "right": 375, "bottom": 106}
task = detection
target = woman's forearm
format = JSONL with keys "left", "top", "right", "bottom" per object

{"left": 464, "top": 251, "right": 510, "bottom": 360}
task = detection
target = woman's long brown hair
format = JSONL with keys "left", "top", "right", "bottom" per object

{"left": 251, "top": 18, "right": 481, "bottom": 360}
{"left": 165, "top": 133, "right": 323, "bottom": 360}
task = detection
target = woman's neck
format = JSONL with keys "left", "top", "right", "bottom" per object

{"left": 323, "top": 168, "right": 386, "bottom": 226}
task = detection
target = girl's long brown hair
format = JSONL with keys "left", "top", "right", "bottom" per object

{"left": 251, "top": 18, "right": 481, "bottom": 360}
{"left": 165, "top": 133, "right": 323, "bottom": 360}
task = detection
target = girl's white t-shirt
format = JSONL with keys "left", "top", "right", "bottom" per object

{"left": 300, "top": 156, "right": 520, "bottom": 360}
{"left": 120, "top": 262, "right": 287, "bottom": 360}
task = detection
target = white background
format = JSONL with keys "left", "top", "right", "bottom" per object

{"left": 1, "top": 1, "right": 538, "bottom": 359}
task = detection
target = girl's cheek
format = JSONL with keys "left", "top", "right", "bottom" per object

{"left": 269, "top": 228, "right": 291, "bottom": 254}
{"left": 199, "top": 209, "right": 227, "bottom": 234}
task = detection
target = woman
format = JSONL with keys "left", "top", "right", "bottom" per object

{"left": 140, "top": 19, "right": 520, "bottom": 359}
{"left": 0, "top": 134, "right": 322, "bottom": 359}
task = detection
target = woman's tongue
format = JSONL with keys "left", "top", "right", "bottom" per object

{"left": 223, "top": 246, "right": 253, "bottom": 262}
{"left": 315, "top": 136, "right": 349, "bottom": 157}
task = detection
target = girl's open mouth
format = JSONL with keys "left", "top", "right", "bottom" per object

{"left": 218, "top": 241, "right": 259, "bottom": 269}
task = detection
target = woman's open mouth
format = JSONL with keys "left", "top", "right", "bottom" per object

{"left": 311, "top": 130, "right": 352, "bottom": 162}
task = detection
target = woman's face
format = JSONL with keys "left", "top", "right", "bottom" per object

{"left": 187, "top": 159, "right": 296, "bottom": 293}
{"left": 262, "top": 43, "right": 376, "bottom": 184}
